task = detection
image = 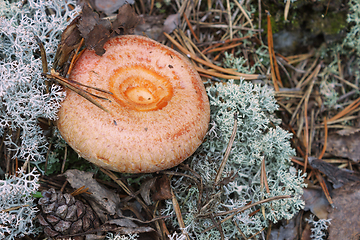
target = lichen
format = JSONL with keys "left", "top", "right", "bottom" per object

{"left": 0, "top": 168, "right": 40, "bottom": 240}
{"left": 0, "top": 0, "right": 80, "bottom": 169}
{"left": 163, "top": 80, "right": 306, "bottom": 239}
{"left": 306, "top": 215, "right": 331, "bottom": 240}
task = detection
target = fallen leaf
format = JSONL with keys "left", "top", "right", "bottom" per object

{"left": 327, "top": 181, "right": 360, "bottom": 239}
{"left": 135, "top": 15, "right": 164, "bottom": 40}
{"left": 309, "top": 158, "right": 360, "bottom": 188}
{"left": 327, "top": 132, "right": 360, "bottom": 162}
{"left": 105, "top": 218, "right": 138, "bottom": 228}
{"left": 94, "top": 0, "right": 134, "bottom": 15}
{"left": 152, "top": 175, "right": 172, "bottom": 202}
{"left": 269, "top": 216, "right": 300, "bottom": 240}
{"left": 78, "top": 3, "right": 112, "bottom": 55}
{"left": 63, "top": 169, "right": 121, "bottom": 222}
{"left": 302, "top": 186, "right": 329, "bottom": 219}
{"left": 336, "top": 127, "right": 360, "bottom": 136}
{"left": 140, "top": 177, "right": 157, "bottom": 205}
{"left": 112, "top": 4, "right": 142, "bottom": 36}
{"left": 50, "top": 3, "right": 142, "bottom": 94}
{"left": 53, "top": 16, "right": 82, "bottom": 71}
{"left": 300, "top": 221, "right": 312, "bottom": 240}
{"left": 163, "top": 13, "right": 180, "bottom": 34}
{"left": 99, "top": 219, "right": 155, "bottom": 235}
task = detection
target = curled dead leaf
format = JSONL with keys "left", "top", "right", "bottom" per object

{"left": 327, "top": 132, "right": 360, "bottom": 162}
{"left": 112, "top": 4, "right": 142, "bottom": 36}
{"left": 140, "top": 177, "right": 157, "bottom": 206}
{"left": 309, "top": 158, "right": 360, "bottom": 188}
{"left": 54, "top": 3, "right": 141, "bottom": 73}
{"left": 152, "top": 175, "right": 172, "bottom": 202}
{"left": 63, "top": 169, "right": 121, "bottom": 222}
{"left": 327, "top": 182, "right": 360, "bottom": 239}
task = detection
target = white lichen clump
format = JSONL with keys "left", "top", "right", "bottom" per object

{"left": 0, "top": 168, "right": 40, "bottom": 239}
{"left": 106, "top": 232, "right": 139, "bottom": 240}
{"left": 0, "top": 0, "right": 80, "bottom": 169}
{"left": 163, "top": 80, "right": 306, "bottom": 239}
{"left": 0, "top": 0, "right": 79, "bottom": 238}
{"left": 306, "top": 215, "right": 331, "bottom": 240}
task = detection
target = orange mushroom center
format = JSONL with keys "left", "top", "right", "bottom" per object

{"left": 109, "top": 65, "right": 174, "bottom": 111}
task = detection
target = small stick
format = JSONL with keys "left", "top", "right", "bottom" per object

{"left": 226, "top": 0, "right": 233, "bottom": 40}
{"left": 215, "top": 112, "right": 238, "bottom": 185}
{"left": 318, "top": 117, "right": 328, "bottom": 159}
{"left": 266, "top": 11, "right": 283, "bottom": 90}
{"left": 164, "top": 32, "right": 264, "bottom": 80}
{"left": 66, "top": 38, "right": 84, "bottom": 76}
{"left": 171, "top": 189, "right": 190, "bottom": 240}
{"left": 205, "top": 42, "right": 243, "bottom": 54}
{"left": 303, "top": 64, "right": 320, "bottom": 172}
{"left": 328, "top": 96, "right": 360, "bottom": 122}
{"left": 36, "top": 36, "right": 111, "bottom": 113}
{"left": 332, "top": 74, "right": 359, "bottom": 91}
{"left": 194, "top": 66, "right": 262, "bottom": 80}
{"left": 183, "top": 13, "right": 200, "bottom": 42}
{"left": 232, "top": 0, "right": 254, "bottom": 29}
{"left": 201, "top": 36, "right": 251, "bottom": 54}
{"left": 200, "top": 195, "right": 292, "bottom": 232}
{"left": 71, "top": 186, "right": 92, "bottom": 196}
{"left": 0, "top": 204, "right": 30, "bottom": 213}
{"left": 99, "top": 168, "right": 153, "bottom": 218}
{"left": 260, "top": 157, "right": 270, "bottom": 218}
{"left": 314, "top": 170, "right": 334, "bottom": 206}
{"left": 290, "top": 63, "right": 321, "bottom": 126}
{"left": 34, "top": 36, "right": 48, "bottom": 73}
{"left": 44, "top": 72, "right": 110, "bottom": 113}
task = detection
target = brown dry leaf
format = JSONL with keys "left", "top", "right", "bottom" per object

{"left": 309, "top": 158, "right": 360, "bottom": 188}
{"left": 94, "top": 0, "right": 134, "bottom": 15}
{"left": 302, "top": 186, "right": 329, "bottom": 219}
{"left": 60, "top": 3, "right": 141, "bottom": 57}
{"left": 163, "top": 13, "right": 180, "bottom": 35}
{"left": 54, "top": 3, "right": 141, "bottom": 72}
{"left": 327, "top": 181, "right": 360, "bottom": 239}
{"left": 78, "top": 3, "right": 112, "bottom": 55}
{"left": 112, "top": 4, "right": 142, "bottom": 36}
{"left": 336, "top": 127, "right": 360, "bottom": 136}
{"left": 134, "top": 15, "right": 164, "bottom": 40}
{"left": 327, "top": 132, "right": 360, "bottom": 162}
{"left": 152, "top": 175, "right": 172, "bottom": 202}
{"left": 139, "top": 175, "right": 171, "bottom": 205}
{"left": 101, "top": 219, "right": 155, "bottom": 235}
{"left": 63, "top": 169, "right": 121, "bottom": 222}
{"left": 301, "top": 222, "right": 312, "bottom": 240}
{"left": 269, "top": 216, "right": 300, "bottom": 240}
{"left": 53, "top": 16, "right": 82, "bottom": 71}
{"left": 140, "top": 177, "right": 157, "bottom": 205}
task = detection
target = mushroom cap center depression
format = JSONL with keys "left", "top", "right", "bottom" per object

{"left": 110, "top": 65, "right": 173, "bottom": 111}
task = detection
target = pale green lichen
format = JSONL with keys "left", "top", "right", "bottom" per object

{"left": 105, "top": 232, "right": 139, "bottom": 240}
{"left": 0, "top": 0, "right": 80, "bottom": 170}
{"left": 344, "top": 0, "right": 360, "bottom": 55}
{"left": 163, "top": 80, "right": 306, "bottom": 239}
{"left": 0, "top": 169, "right": 40, "bottom": 240}
{"left": 0, "top": 0, "right": 79, "bottom": 238}
{"left": 306, "top": 215, "right": 331, "bottom": 240}
{"left": 223, "top": 52, "right": 261, "bottom": 74}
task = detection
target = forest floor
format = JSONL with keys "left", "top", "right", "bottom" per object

{"left": 2, "top": 0, "right": 360, "bottom": 239}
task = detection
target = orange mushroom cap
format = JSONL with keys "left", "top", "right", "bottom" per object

{"left": 57, "top": 35, "right": 210, "bottom": 173}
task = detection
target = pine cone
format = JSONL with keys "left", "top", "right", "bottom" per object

{"left": 37, "top": 188, "right": 100, "bottom": 239}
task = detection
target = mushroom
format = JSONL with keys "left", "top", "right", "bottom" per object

{"left": 57, "top": 35, "right": 210, "bottom": 173}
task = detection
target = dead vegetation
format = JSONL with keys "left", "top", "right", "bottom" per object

{"left": 1, "top": 0, "right": 360, "bottom": 239}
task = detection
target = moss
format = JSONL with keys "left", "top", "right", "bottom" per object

{"left": 305, "top": 12, "right": 347, "bottom": 36}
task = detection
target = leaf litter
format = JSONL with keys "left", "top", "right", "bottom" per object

{"left": 2, "top": 0, "right": 360, "bottom": 239}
